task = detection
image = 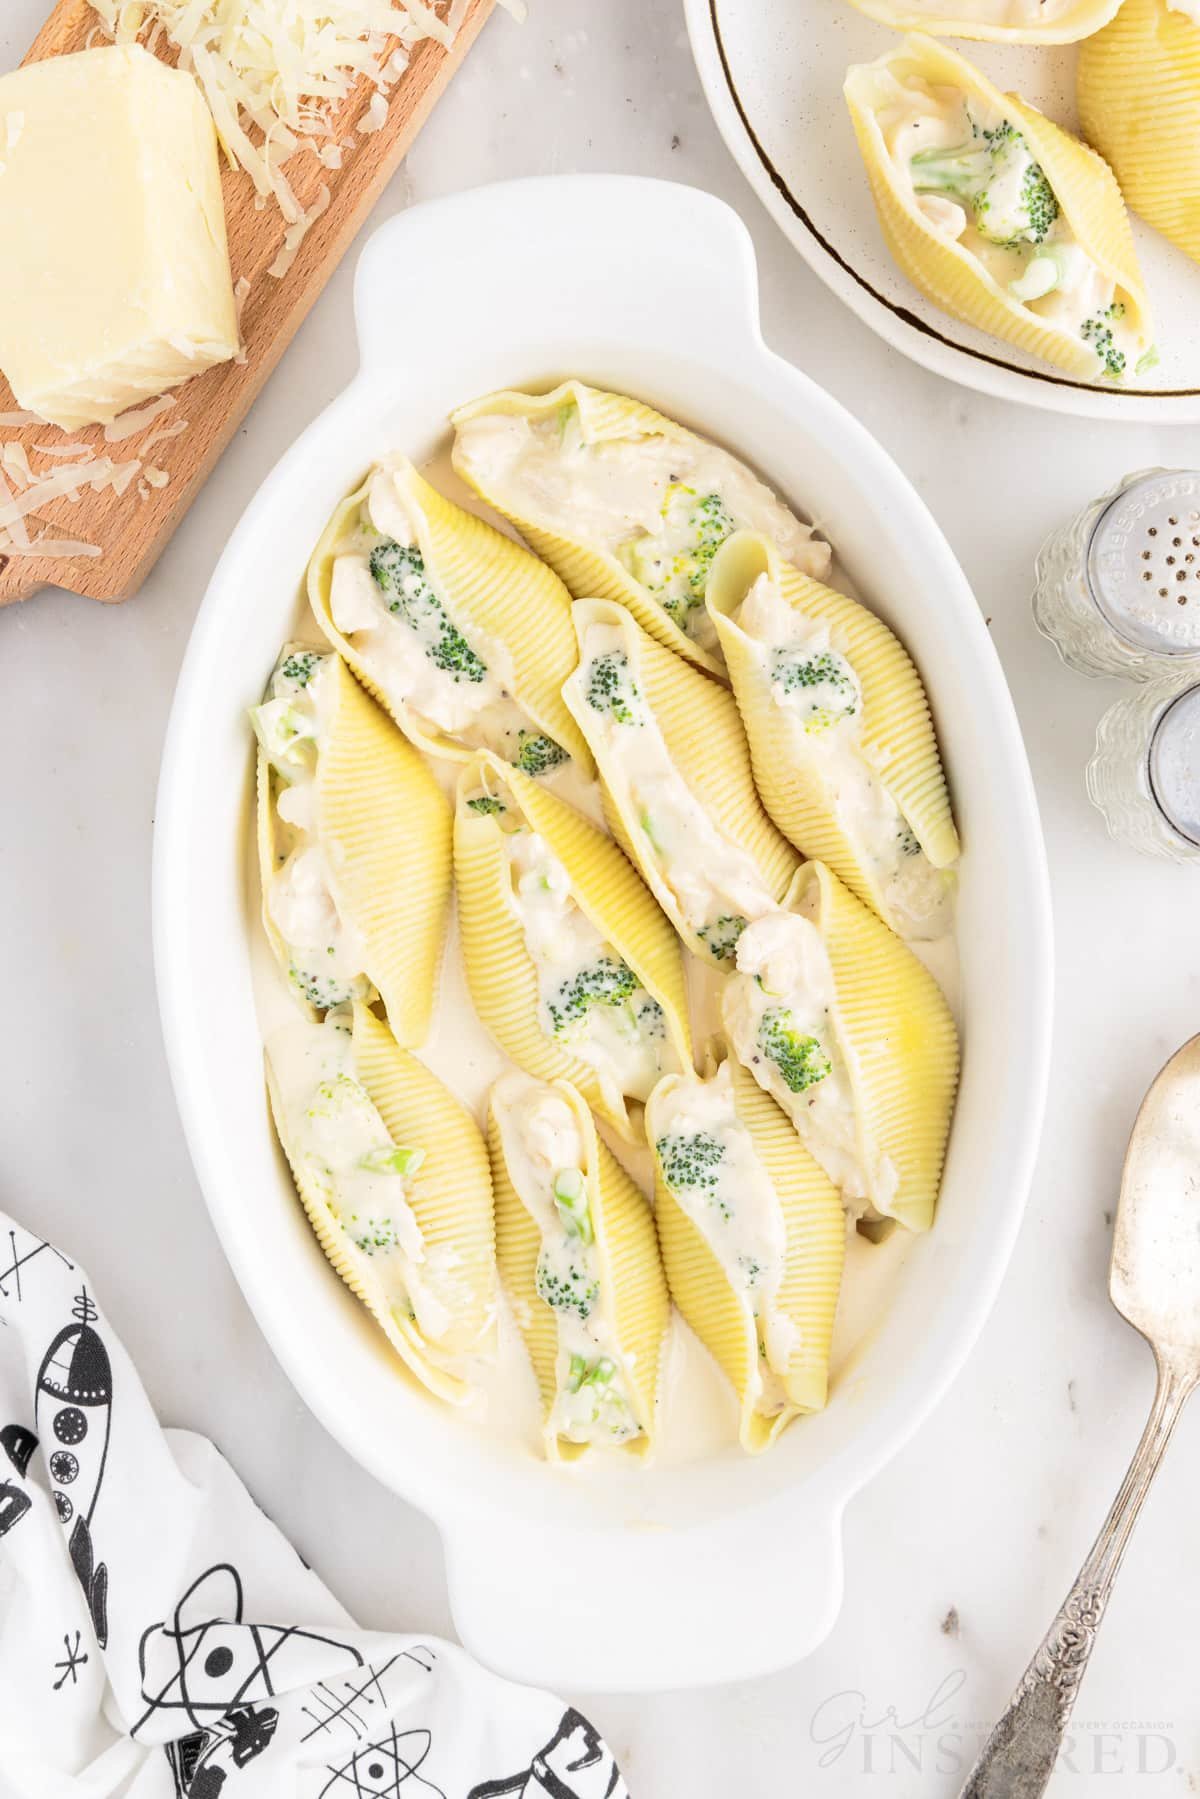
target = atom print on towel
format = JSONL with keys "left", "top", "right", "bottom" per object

{"left": 0, "top": 1228, "right": 72, "bottom": 1304}
{"left": 135, "top": 1562, "right": 365, "bottom": 1737}
{"left": 317, "top": 1724, "right": 446, "bottom": 1799}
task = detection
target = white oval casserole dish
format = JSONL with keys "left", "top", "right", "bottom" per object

{"left": 153, "top": 175, "right": 1052, "bottom": 1693}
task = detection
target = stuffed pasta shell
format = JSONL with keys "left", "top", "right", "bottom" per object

{"left": 1078, "top": 0, "right": 1200, "bottom": 271}
{"left": 488, "top": 1073, "right": 669, "bottom": 1460}
{"left": 707, "top": 532, "right": 958, "bottom": 940}
{"left": 266, "top": 1003, "right": 497, "bottom": 1404}
{"left": 722, "top": 864, "right": 958, "bottom": 1233}
{"left": 252, "top": 644, "right": 451, "bottom": 1045}
{"left": 451, "top": 380, "right": 831, "bottom": 677}
{"left": 845, "top": 37, "right": 1153, "bottom": 383}
{"left": 308, "top": 455, "right": 590, "bottom": 784}
{"left": 562, "top": 599, "right": 799, "bottom": 966}
{"left": 455, "top": 751, "right": 691, "bottom": 1144}
{"left": 647, "top": 1042, "right": 845, "bottom": 1451}
{"left": 842, "top": 0, "right": 1122, "bottom": 46}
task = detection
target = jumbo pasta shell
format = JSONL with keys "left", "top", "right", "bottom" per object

{"left": 307, "top": 458, "right": 591, "bottom": 773}
{"left": 452, "top": 381, "right": 832, "bottom": 679}
{"left": 648, "top": 1043, "right": 845, "bottom": 1451}
{"left": 1078, "top": 0, "right": 1200, "bottom": 268}
{"left": 845, "top": 36, "right": 1152, "bottom": 380}
{"left": 488, "top": 1075, "right": 669, "bottom": 1461}
{"left": 797, "top": 863, "right": 958, "bottom": 1232}
{"left": 562, "top": 599, "right": 799, "bottom": 961}
{"left": 265, "top": 1005, "right": 497, "bottom": 1406}
{"left": 843, "top": 0, "right": 1122, "bottom": 45}
{"left": 707, "top": 532, "right": 958, "bottom": 930}
{"left": 452, "top": 381, "right": 725, "bottom": 676}
{"left": 256, "top": 655, "right": 451, "bottom": 1046}
{"left": 454, "top": 751, "right": 692, "bottom": 1142}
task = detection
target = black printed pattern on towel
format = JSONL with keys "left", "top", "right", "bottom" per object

{"left": 0, "top": 1423, "right": 36, "bottom": 1539}
{"left": 135, "top": 1562, "right": 363, "bottom": 1738}
{"left": 34, "top": 1289, "right": 111, "bottom": 1647}
{"left": 164, "top": 1705, "right": 280, "bottom": 1798}
{"left": 0, "top": 1228, "right": 73, "bottom": 1303}
{"left": 299, "top": 1649, "right": 438, "bottom": 1746}
{"left": 468, "top": 1709, "right": 627, "bottom": 1799}
{"left": 317, "top": 1724, "right": 446, "bottom": 1798}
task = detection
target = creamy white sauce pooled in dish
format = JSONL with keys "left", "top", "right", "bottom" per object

{"left": 454, "top": 399, "right": 832, "bottom": 653}
{"left": 648, "top": 1061, "right": 797, "bottom": 1414}
{"left": 469, "top": 772, "right": 679, "bottom": 1112}
{"left": 492, "top": 1073, "right": 642, "bottom": 1448}
{"left": 328, "top": 462, "right": 572, "bottom": 780}
{"left": 570, "top": 619, "right": 779, "bottom": 963}
{"left": 268, "top": 1011, "right": 476, "bottom": 1359}
{"left": 877, "top": 77, "right": 1146, "bottom": 381}
{"left": 722, "top": 909, "right": 900, "bottom": 1217}
{"left": 736, "top": 573, "right": 952, "bottom": 940}
{"left": 251, "top": 646, "right": 372, "bottom": 1012}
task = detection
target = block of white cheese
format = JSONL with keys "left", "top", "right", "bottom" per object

{"left": 0, "top": 43, "right": 239, "bottom": 431}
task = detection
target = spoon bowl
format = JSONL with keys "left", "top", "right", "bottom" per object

{"left": 963, "top": 1034, "right": 1200, "bottom": 1798}
{"left": 1112, "top": 1033, "right": 1200, "bottom": 1356}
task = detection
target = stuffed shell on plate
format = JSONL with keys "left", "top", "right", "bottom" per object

{"left": 845, "top": 37, "right": 1153, "bottom": 384}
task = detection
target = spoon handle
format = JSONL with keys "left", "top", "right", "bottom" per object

{"left": 960, "top": 1354, "right": 1195, "bottom": 1799}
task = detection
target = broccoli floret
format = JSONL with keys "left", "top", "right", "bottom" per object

{"left": 466, "top": 794, "right": 506, "bottom": 817}
{"left": 912, "top": 117, "right": 1059, "bottom": 247}
{"left": 623, "top": 485, "right": 735, "bottom": 632}
{"left": 584, "top": 651, "right": 643, "bottom": 725}
{"left": 369, "top": 538, "right": 488, "bottom": 684}
{"left": 770, "top": 648, "right": 858, "bottom": 733}
{"left": 896, "top": 820, "right": 921, "bottom": 858}
{"left": 757, "top": 1006, "right": 832, "bottom": 1094}
{"left": 1080, "top": 308, "right": 1127, "bottom": 380}
{"left": 657, "top": 1131, "right": 731, "bottom": 1219}
{"left": 279, "top": 650, "right": 320, "bottom": 689}
{"left": 547, "top": 956, "right": 638, "bottom": 1033}
{"left": 288, "top": 959, "right": 362, "bottom": 1011}
{"left": 635, "top": 994, "right": 666, "bottom": 1040}
{"left": 515, "top": 731, "right": 569, "bottom": 778}
{"left": 344, "top": 1212, "right": 403, "bottom": 1255}
{"left": 536, "top": 1254, "right": 598, "bottom": 1321}
{"left": 697, "top": 914, "right": 748, "bottom": 963}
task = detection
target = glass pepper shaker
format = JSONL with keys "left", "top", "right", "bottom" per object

{"left": 1087, "top": 681, "right": 1200, "bottom": 861}
{"left": 1034, "top": 469, "right": 1200, "bottom": 679}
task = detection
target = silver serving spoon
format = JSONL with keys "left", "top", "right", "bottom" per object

{"left": 961, "top": 1033, "right": 1200, "bottom": 1798}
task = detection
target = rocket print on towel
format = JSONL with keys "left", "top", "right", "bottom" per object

{"left": 34, "top": 1288, "right": 112, "bottom": 1647}
{"left": 467, "top": 1709, "right": 627, "bottom": 1799}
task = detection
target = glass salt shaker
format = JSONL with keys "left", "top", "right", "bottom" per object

{"left": 1087, "top": 681, "right": 1200, "bottom": 861}
{"left": 1034, "top": 469, "right": 1200, "bottom": 679}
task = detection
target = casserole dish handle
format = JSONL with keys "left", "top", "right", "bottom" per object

{"left": 352, "top": 173, "right": 765, "bottom": 382}
{"left": 443, "top": 1499, "right": 845, "bottom": 1692}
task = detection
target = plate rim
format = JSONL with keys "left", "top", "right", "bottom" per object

{"left": 685, "top": 0, "right": 1200, "bottom": 422}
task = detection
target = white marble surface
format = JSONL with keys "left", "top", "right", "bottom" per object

{"left": 3, "top": 2, "right": 1200, "bottom": 1791}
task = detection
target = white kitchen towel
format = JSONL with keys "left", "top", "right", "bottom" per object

{"left": 0, "top": 1212, "right": 627, "bottom": 1799}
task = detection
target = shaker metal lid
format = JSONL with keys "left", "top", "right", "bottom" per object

{"left": 1088, "top": 471, "right": 1200, "bottom": 656}
{"left": 1149, "top": 685, "right": 1200, "bottom": 848}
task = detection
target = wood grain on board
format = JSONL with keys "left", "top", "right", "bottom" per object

{"left": 0, "top": 0, "right": 495, "bottom": 606}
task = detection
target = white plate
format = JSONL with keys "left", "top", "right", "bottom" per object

{"left": 686, "top": 0, "right": 1200, "bottom": 419}
{"left": 153, "top": 174, "right": 1053, "bottom": 1692}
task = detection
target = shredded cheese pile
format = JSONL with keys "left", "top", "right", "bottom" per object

{"left": 86, "top": 1, "right": 520, "bottom": 273}
{"left": 0, "top": 398, "right": 187, "bottom": 563}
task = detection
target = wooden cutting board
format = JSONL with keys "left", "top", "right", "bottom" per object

{"left": 0, "top": 0, "right": 495, "bottom": 607}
